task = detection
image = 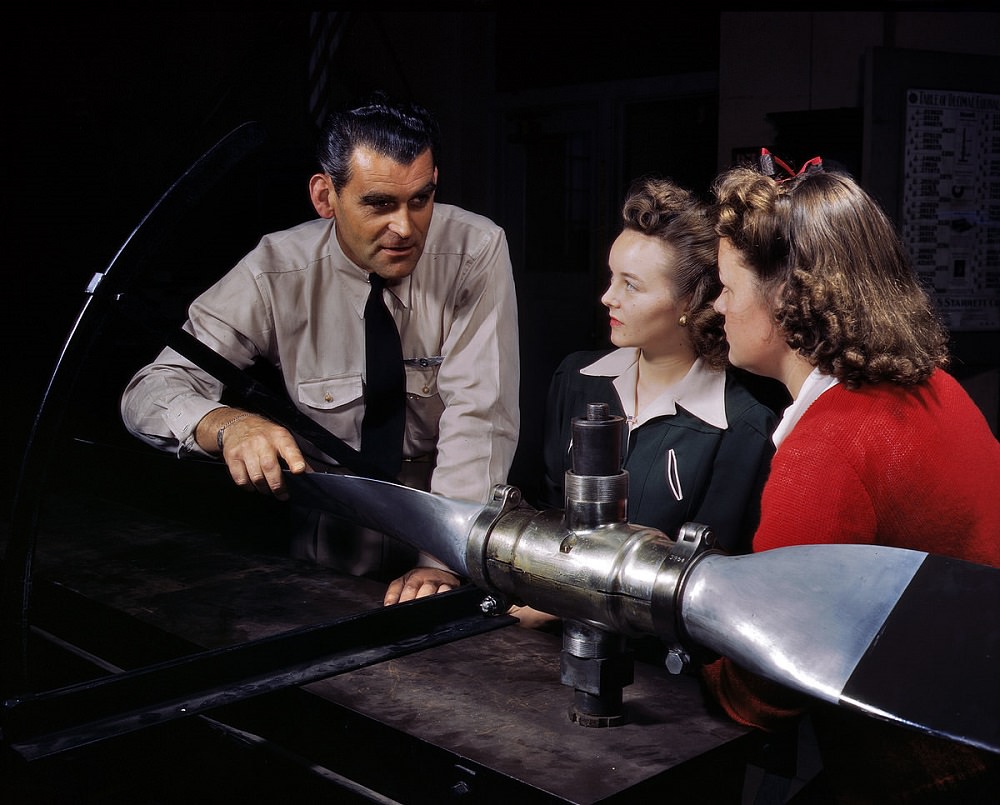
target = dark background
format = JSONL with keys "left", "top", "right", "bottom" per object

{"left": 5, "top": 10, "right": 999, "bottom": 507}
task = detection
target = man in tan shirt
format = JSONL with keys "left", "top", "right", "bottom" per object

{"left": 121, "top": 93, "right": 520, "bottom": 604}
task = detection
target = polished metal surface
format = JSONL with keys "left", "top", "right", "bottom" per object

{"left": 284, "top": 472, "right": 930, "bottom": 667}
{"left": 283, "top": 470, "right": 1000, "bottom": 754}
{"left": 679, "top": 545, "right": 926, "bottom": 701}
{"left": 287, "top": 471, "right": 483, "bottom": 576}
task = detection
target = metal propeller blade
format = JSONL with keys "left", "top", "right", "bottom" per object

{"left": 682, "top": 546, "right": 1000, "bottom": 754}
{"left": 286, "top": 472, "right": 483, "bottom": 577}
{"left": 283, "top": 470, "right": 1000, "bottom": 754}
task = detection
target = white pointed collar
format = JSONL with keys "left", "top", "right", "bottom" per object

{"left": 582, "top": 349, "right": 729, "bottom": 430}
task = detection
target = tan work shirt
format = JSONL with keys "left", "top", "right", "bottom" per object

{"left": 121, "top": 204, "right": 520, "bottom": 571}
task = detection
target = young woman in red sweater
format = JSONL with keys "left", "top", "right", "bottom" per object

{"left": 704, "top": 157, "right": 1000, "bottom": 802}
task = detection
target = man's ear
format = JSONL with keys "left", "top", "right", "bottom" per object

{"left": 309, "top": 173, "right": 336, "bottom": 219}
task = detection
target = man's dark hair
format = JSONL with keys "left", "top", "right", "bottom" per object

{"left": 317, "top": 91, "right": 441, "bottom": 191}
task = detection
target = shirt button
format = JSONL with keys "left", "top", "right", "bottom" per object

{"left": 422, "top": 386, "right": 430, "bottom": 394}
{"left": 324, "top": 393, "right": 333, "bottom": 402}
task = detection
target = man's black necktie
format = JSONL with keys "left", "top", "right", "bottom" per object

{"left": 361, "top": 273, "right": 405, "bottom": 477}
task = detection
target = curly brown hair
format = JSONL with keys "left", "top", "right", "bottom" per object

{"left": 711, "top": 166, "right": 949, "bottom": 388}
{"left": 622, "top": 177, "right": 728, "bottom": 370}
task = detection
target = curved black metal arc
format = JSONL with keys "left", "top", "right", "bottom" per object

{"left": 2, "top": 122, "right": 269, "bottom": 698}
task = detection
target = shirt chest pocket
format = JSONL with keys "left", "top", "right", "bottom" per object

{"left": 405, "top": 362, "right": 443, "bottom": 443}
{"left": 405, "top": 360, "right": 440, "bottom": 399}
{"left": 297, "top": 374, "right": 364, "bottom": 411}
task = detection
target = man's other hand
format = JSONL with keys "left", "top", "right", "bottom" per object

{"left": 384, "top": 567, "right": 461, "bottom": 605}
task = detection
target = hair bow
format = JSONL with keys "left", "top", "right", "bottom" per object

{"left": 759, "top": 147, "right": 823, "bottom": 181}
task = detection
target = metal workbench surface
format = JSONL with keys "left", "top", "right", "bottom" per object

{"left": 8, "top": 481, "right": 755, "bottom": 803}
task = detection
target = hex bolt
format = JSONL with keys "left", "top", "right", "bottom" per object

{"left": 665, "top": 647, "right": 690, "bottom": 675}
{"left": 480, "top": 595, "right": 501, "bottom": 616}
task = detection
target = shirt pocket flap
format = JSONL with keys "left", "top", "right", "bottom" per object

{"left": 405, "top": 362, "right": 439, "bottom": 398}
{"left": 298, "top": 374, "right": 363, "bottom": 411}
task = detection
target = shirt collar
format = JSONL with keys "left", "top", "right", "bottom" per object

{"left": 582, "top": 348, "right": 729, "bottom": 430}
{"left": 329, "top": 219, "right": 413, "bottom": 317}
{"left": 771, "top": 366, "right": 839, "bottom": 448}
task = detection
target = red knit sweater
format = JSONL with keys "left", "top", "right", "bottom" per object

{"left": 701, "top": 370, "right": 1000, "bottom": 799}
{"left": 754, "top": 369, "right": 1000, "bottom": 564}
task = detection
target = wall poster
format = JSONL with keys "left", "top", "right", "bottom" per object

{"left": 902, "top": 88, "right": 1000, "bottom": 332}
